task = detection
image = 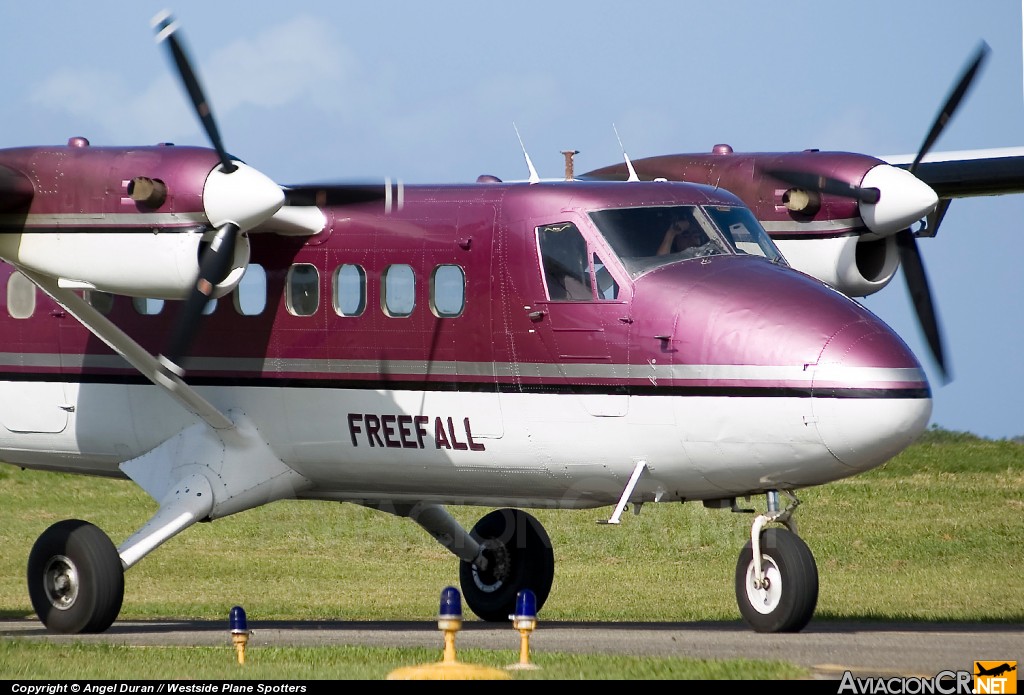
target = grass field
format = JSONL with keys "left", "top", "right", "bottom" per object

{"left": 0, "top": 427, "right": 1021, "bottom": 678}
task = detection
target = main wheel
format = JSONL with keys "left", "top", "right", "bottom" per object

{"left": 735, "top": 527, "right": 818, "bottom": 633}
{"left": 27, "top": 519, "right": 124, "bottom": 634}
{"left": 459, "top": 508, "right": 555, "bottom": 622}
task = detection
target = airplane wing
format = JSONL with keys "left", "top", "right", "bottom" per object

{"left": 882, "top": 146, "right": 1024, "bottom": 199}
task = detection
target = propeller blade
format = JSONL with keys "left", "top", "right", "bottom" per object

{"left": 283, "top": 184, "right": 389, "bottom": 207}
{"left": 761, "top": 167, "right": 881, "bottom": 204}
{"left": 893, "top": 41, "right": 987, "bottom": 385}
{"left": 895, "top": 228, "right": 949, "bottom": 383}
{"left": 152, "top": 11, "right": 236, "bottom": 174}
{"left": 160, "top": 223, "right": 240, "bottom": 372}
{"left": 909, "top": 41, "right": 990, "bottom": 175}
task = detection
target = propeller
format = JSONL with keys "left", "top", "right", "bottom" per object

{"left": 151, "top": 11, "right": 284, "bottom": 373}
{"left": 765, "top": 42, "right": 990, "bottom": 384}
{"left": 892, "top": 40, "right": 989, "bottom": 384}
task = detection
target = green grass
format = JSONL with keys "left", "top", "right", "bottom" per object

{"left": 0, "top": 641, "right": 807, "bottom": 680}
{"left": 0, "top": 427, "right": 1021, "bottom": 678}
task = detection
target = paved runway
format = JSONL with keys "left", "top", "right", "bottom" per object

{"left": 2, "top": 617, "right": 1021, "bottom": 679}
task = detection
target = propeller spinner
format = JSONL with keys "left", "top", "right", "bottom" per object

{"left": 151, "top": 11, "right": 284, "bottom": 373}
{"left": 764, "top": 41, "right": 990, "bottom": 384}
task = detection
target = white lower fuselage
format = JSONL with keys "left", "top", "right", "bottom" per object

{"left": 0, "top": 376, "right": 931, "bottom": 510}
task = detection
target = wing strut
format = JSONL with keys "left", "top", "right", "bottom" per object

{"left": 19, "top": 269, "right": 234, "bottom": 431}
{"left": 599, "top": 460, "right": 648, "bottom": 525}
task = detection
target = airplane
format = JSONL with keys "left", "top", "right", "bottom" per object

{"left": 582, "top": 41, "right": 1024, "bottom": 386}
{"left": 975, "top": 663, "right": 1017, "bottom": 678}
{"left": 0, "top": 12, "right": 935, "bottom": 637}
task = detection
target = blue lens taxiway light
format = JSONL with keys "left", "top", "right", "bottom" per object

{"left": 230, "top": 605, "right": 248, "bottom": 633}
{"left": 438, "top": 586, "right": 462, "bottom": 619}
{"left": 514, "top": 589, "right": 537, "bottom": 620}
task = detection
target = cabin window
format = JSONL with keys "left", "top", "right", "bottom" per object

{"left": 537, "top": 222, "right": 592, "bottom": 301}
{"left": 287, "top": 264, "right": 319, "bottom": 316}
{"left": 133, "top": 297, "right": 164, "bottom": 315}
{"left": 7, "top": 271, "right": 35, "bottom": 319}
{"left": 85, "top": 291, "right": 114, "bottom": 315}
{"left": 430, "top": 264, "right": 465, "bottom": 317}
{"left": 382, "top": 264, "right": 415, "bottom": 317}
{"left": 334, "top": 264, "right": 366, "bottom": 317}
{"left": 593, "top": 253, "right": 619, "bottom": 300}
{"left": 234, "top": 263, "right": 266, "bottom": 316}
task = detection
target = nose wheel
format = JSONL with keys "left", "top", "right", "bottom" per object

{"left": 734, "top": 492, "right": 818, "bottom": 633}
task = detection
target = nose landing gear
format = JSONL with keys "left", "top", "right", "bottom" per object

{"left": 734, "top": 490, "right": 818, "bottom": 633}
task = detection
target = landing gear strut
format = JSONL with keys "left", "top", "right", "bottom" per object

{"left": 734, "top": 490, "right": 818, "bottom": 633}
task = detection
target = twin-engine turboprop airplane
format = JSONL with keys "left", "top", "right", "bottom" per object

{"left": 584, "top": 41, "right": 1024, "bottom": 385}
{"left": 0, "top": 13, "right": 932, "bottom": 636}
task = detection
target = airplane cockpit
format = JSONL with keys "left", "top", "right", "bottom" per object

{"left": 589, "top": 204, "right": 787, "bottom": 278}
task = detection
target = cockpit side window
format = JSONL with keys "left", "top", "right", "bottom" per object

{"left": 593, "top": 253, "right": 619, "bottom": 300}
{"left": 537, "top": 222, "right": 593, "bottom": 301}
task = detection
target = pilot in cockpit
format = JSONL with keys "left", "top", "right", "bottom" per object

{"left": 657, "top": 214, "right": 721, "bottom": 258}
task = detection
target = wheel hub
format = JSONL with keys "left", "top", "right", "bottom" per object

{"left": 472, "top": 540, "right": 511, "bottom": 593}
{"left": 745, "top": 556, "right": 782, "bottom": 615}
{"left": 43, "top": 555, "right": 79, "bottom": 610}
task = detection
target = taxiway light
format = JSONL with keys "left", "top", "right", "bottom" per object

{"left": 437, "top": 586, "right": 463, "bottom": 663}
{"left": 229, "top": 605, "right": 249, "bottom": 665}
{"left": 438, "top": 586, "right": 462, "bottom": 626}
{"left": 386, "top": 586, "right": 510, "bottom": 680}
{"left": 508, "top": 589, "right": 540, "bottom": 670}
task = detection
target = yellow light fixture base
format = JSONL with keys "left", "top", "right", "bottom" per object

{"left": 387, "top": 661, "right": 512, "bottom": 680}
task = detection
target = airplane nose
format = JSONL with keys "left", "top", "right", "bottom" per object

{"left": 858, "top": 163, "right": 938, "bottom": 236}
{"left": 636, "top": 259, "right": 932, "bottom": 486}
{"left": 809, "top": 316, "right": 932, "bottom": 472}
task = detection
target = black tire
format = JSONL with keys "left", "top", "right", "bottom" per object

{"left": 27, "top": 519, "right": 124, "bottom": 634}
{"left": 459, "top": 508, "right": 555, "bottom": 622}
{"left": 734, "top": 527, "right": 818, "bottom": 633}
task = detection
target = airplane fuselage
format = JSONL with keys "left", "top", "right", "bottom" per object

{"left": 0, "top": 157, "right": 932, "bottom": 512}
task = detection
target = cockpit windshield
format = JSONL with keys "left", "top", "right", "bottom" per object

{"left": 588, "top": 205, "right": 786, "bottom": 278}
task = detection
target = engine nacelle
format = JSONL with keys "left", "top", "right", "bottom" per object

{"left": 774, "top": 234, "right": 901, "bottom": 298}
{"left": 0, "top": 229, "right": 251, "bottom": 300}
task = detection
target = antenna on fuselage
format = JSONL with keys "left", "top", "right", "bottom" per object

{"left": 613, "top": 123, "right": 640, "bottom": 182}
{"left": 513, "top": 123, "right": 540, "bottom": 184}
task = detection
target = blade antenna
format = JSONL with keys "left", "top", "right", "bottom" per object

{"left": 613, "top": 124, "right": 639, "bottom": 182}
{"left": 513, "top": 123, "right": 540, "bottom": 184}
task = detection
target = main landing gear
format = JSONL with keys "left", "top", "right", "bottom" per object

{"left": 387, "top": 504, "right": 556, "bottom": 623}
{"left": 459, "top": 508, "right": 555, "bottom": 622}
{"left": 27, "top": 519, "right": 124, "bottom": 634}
{"left": 733, "top": 490, "right": 819, "bottom": 633}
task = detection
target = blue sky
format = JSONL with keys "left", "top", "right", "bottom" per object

{"left": 1, "top": 1, "right": 1021, "bottom": 439}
